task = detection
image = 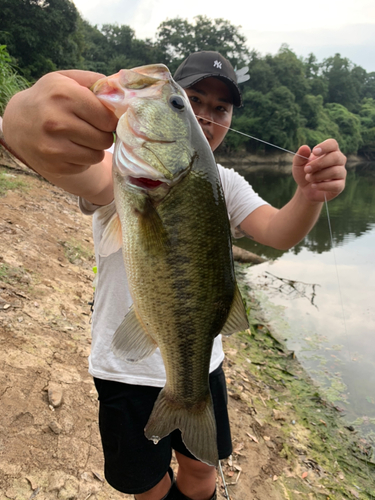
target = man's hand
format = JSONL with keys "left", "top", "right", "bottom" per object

{"left": 293, "top": 139, "right": 347, "bottom": 203}
{"left": 3, "top": 70, "right": 118, "bottom": 178}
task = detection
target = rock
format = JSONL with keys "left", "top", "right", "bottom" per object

{"left": 48, "top": 471, "right": 66, "bottom": 492}
{"left": 58, "top": 476, "right": 79, "bottom": 500}
{"left": 48, "top": 383, "right": 64, "bottom": 407}
{"left": 5, "top": 488, "right": 17, "bottom": 499}
{"left": 272, "top": 409, "right": 287, "bottom": 421}
{"left": 49, "top": 420, "right": 63, "bottom": 434}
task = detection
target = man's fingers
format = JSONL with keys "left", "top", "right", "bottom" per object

{"left": 44, "top": 72, "right": 118, "bottom": 134}
{"left": 57, "top": 69, "right": 106, "bottom": 89}
{"left": 305, "top": 150, "right": 345, "bottom": 174}
{"left": 293, "top": 145, "right": 312, "bottom": 166}
{"left": 312, "top": 138, "right": 340, "bottom": 156}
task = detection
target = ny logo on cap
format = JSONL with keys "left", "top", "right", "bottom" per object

{"left": 213, "top": 60, "right": 222, "bottom": 69}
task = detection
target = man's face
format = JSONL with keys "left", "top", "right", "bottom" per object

{"left": 184, "top": 77, "right": 233, "bottom": 152}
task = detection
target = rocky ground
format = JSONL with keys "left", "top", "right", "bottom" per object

{"left": 0, "top": 154, "right": 374, "bottom": 500}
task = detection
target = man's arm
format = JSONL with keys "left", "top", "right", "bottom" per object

{"left": 2, "top": 70, "right": 118, "bottom": 205}
{"left": 239, "top": 140, "right": 347, "bottom": 250}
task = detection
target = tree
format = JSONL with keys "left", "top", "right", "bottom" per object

{"left": 0, "top": 0, "right": 80, "bottom": 79}
{"left": 324, "top": 103, "right": 362, "bottom": 154}
{"left": 321, "top": 54, "right": 363, "bottom": 113}
{"left": 247, "top": 50, "right": 277, "bottom": 95}
{"left": 303, "top": 53, "right": 328, "bottom": 99}
{"left": 225, "top": 86, "right": 302, "bottom": 154}
{"left": 156, "top": 16, "right": 250, "bottom": 73}
{"left": 0, "top": 45, "right": 29, "bottom": 115}
{"left": 358, "top": 98, "right": 375, "bottom": 159}
{"left": 266, "top": 45, "right": 308, "bottom": 104}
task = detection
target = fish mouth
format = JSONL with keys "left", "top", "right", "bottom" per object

{"left": 128, "top": 176, "right": 165, "bottom": 189}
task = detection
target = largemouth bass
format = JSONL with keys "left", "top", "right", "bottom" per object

{"left": 92, "top": 64, "right": 249, "bottom": 466}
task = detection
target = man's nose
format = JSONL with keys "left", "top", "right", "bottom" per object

{"left": 195, "top": 104, "right": 213, "bottom": 123}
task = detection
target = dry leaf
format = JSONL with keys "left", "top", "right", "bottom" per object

{"left": 302, "top": 471, "right": 308, "bottom": 479}
{"left": 233, "top": 442, "right": 244, "bottom": 453}
{"left": 273, "top": 475, "right": 278, "bottom": 481}
{"left": 263, "top": 436, "right": 270, "bottom": 441}
{"left": 246, "top": 432, "right": 259, "bottom": 443}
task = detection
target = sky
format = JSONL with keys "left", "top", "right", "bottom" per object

{"left": 72, "top": 0, "right": 375, "bottom": 73}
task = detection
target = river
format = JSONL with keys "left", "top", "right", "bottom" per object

{"left": 228, "top": 161, "right": 375, "bottom": 441}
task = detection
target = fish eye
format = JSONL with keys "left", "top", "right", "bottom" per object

{"left": 169, "top": 95, "right": 185, "bottom": 111}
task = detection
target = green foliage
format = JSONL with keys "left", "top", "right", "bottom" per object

{"left": 0, "top": 0, "right": 81, "bottom": 79}
{"left": 324, "top": 103, "right": 362, "bottom": 155}
{"left": 358, "top": 98, "right": 375, "bottom": 158}
{"left": 0, "top": 45, "right": 29, "bottom": 114}
{"left": 1, "top": 6, "right": 375, "bottom": 158}
{"left": 226, "top": 85, "right": 302, "bottom": 153}
{"left": 156, "top": 15, "right": 250, "bottom": 72}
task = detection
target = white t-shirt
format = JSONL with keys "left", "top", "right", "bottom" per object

{"left": 80, "top": 164, "right": 268, "bottom": 387}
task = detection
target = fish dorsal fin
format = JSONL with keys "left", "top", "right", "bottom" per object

{"left": 220, "top": 285, "right": 249, "bottom": 336}
{"left": 111, "top": 305, "right": 158, "bottom": 363}
{"left": 98, "top": 204, "right": 122, "bottom": 257}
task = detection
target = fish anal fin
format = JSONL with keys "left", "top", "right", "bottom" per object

{"left": 220, "top": 285, "right": 249, "bottom": 336}
{"left": 144, "top": 389, "right": 218, "bottom": 467}
{"left": 111, "top": 305, "right": 157, "bottom": 363}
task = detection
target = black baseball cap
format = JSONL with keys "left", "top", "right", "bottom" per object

{"left": 173, "top": 51, "right": 242, "bottom": 107}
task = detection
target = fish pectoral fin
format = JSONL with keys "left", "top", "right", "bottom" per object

{"left": 138, "top": 201, "right": 170, "bottom": 254}
{"left": 111, "top": 305, "right": 158, "bottom": 363}
{"left": 144, "top": 389, "right": 219, "bottom": 467}
{"left": 220, "top": 285, "right": 249, "bottom": 336}
{"left": 98, "top": 209, "right": 122, "bottom": 257}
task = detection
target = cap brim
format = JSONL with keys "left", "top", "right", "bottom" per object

{"left": 175, "top": 73, "right": 242, "bottom": 107}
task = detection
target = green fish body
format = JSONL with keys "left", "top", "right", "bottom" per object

{"left": 93, "top": 65, "right": 249, "bottom": 466}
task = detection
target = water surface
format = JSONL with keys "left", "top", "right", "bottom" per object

{"left": 231, "top": 163, "right": 375, "bottom": 438}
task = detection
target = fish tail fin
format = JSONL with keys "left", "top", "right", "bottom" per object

{"left": 144, "top": 389, "right": 218, "bottom": 467}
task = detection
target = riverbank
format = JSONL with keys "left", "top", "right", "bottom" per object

{"left": 229, "top": 265, "right": 375, "bottom": 499}
{"left": 0, "top": 158, "right": 374, "bottom": 499}
{"left": 215, "top": 151, "right": 371, "bottom": 175}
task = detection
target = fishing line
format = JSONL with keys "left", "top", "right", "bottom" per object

{"left": 324, "top": 194, "right": 351, "bottom": 352}
{"left": 195, "top": 116, "right": 310, "bottom": 160}
{"left": 202, "top": 115, "right": 353, "bottom": 355}
{"left": 218, "top": 460, "right": 230, "bottom": 500}
{"left": 199, "top": 116, "right": 371, "bottom": 474}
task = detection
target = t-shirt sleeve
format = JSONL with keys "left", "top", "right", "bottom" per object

{"left": 218, "top": 164, "right": 269, "bottom": 239}
{"left": 79, "top": 145, "right": 115, "bottom": 215}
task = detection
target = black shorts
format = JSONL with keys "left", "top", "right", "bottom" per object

{"left": 94, "top": 363, "right": 232, "bottom": 494}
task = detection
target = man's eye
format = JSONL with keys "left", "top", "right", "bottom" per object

{"left": 189, "top": 95, "right": 199, "bottom": 103}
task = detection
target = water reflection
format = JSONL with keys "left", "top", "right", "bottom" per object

{"left": 234, "top": 164, "right": 375, "bottom": 258}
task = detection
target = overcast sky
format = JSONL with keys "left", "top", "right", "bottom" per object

{"left": 72, "top": 0, "right": 375, "bottom": 73}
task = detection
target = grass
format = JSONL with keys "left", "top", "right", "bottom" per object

{"left": 0, "top": 262, "right": 31, "bottom": 285}
{"left": 0, "top": 168, "right": 29, "bottom": 196}
{"left": 60, "top": 239, "right": 94, "bottom": 264}
{"left": 232, "top": 263, "right": 375, "bottom": 499}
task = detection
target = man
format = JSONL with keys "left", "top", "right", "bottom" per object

{"left": 2, "top": 51, "right": 346, "bottom": 500}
